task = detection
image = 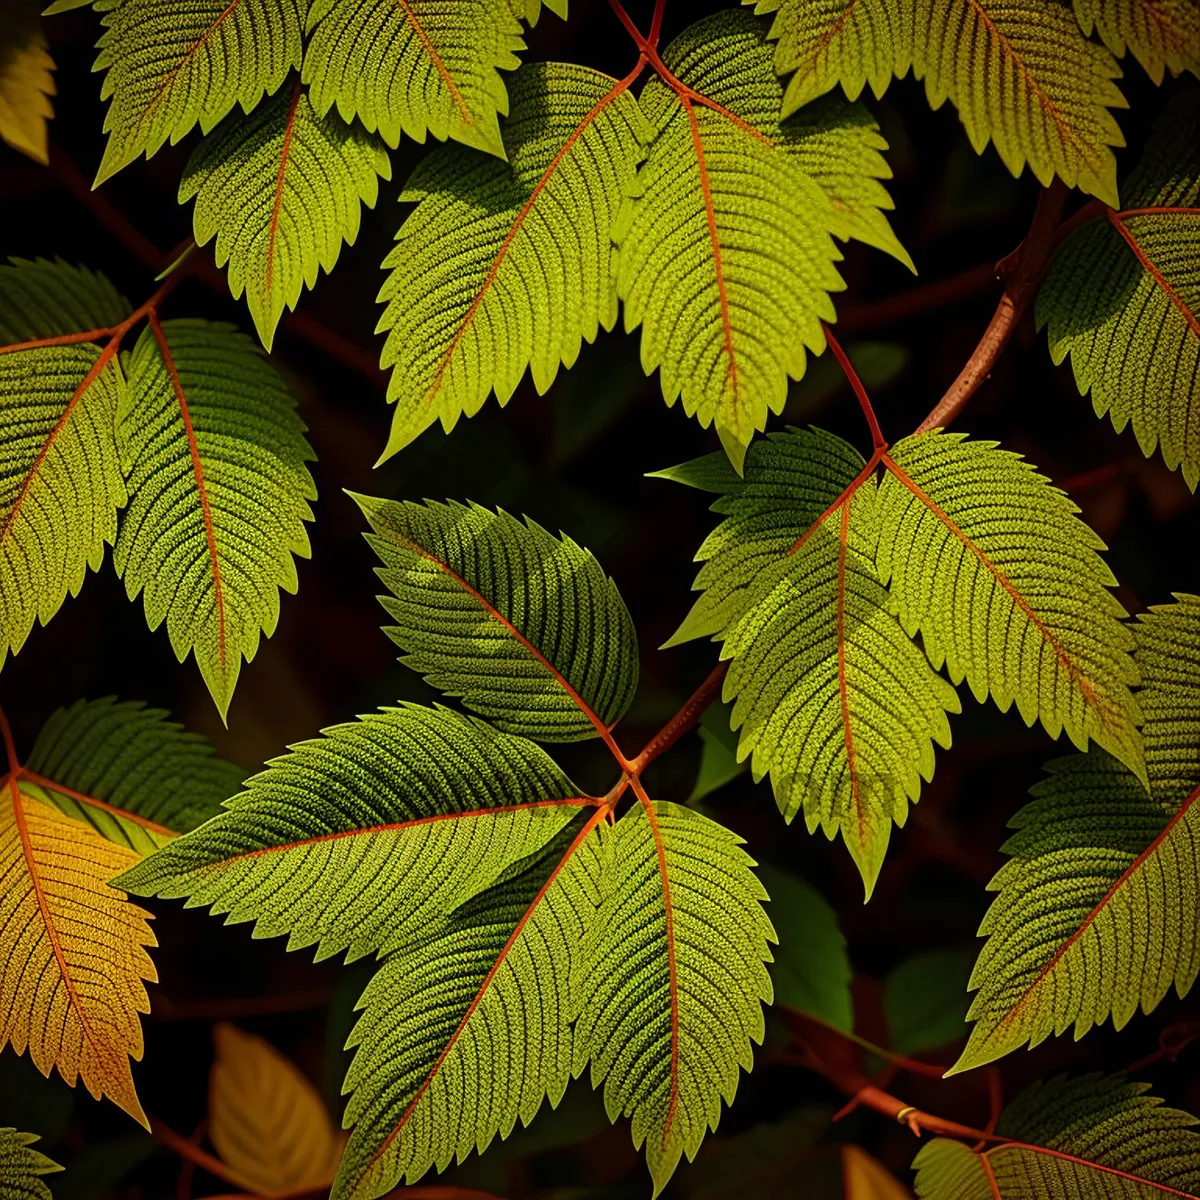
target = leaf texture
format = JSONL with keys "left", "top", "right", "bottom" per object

{"left": 1038, "top": 83, "right": 1200, "bottom": 486}
{"left": 0, "top": 259, "right": 131, "bottom": 670}
{"left": 302, "top": 0, "right": 524, "bottom": 157}
{"left": 355, "top": 495, "right": 638, "bottom": 743}
{"left": 953, "top": 596, "right": 1200, "bottom": 1071}
{"left": 117, "top": 705, "right": 595, "bottom": 965}
{"left": 91, "top": 0, "right": 306, "bottom": 184}
{"left": 0, "top": 1129, "right": 63, "bottom": 1200}
{"left": 182, "top": 80, "right": 392, "bottom": 350}
{"left": 914, "top": 1073, "right": 1200, "bottom": 1198}
{"left": 615, "top": 10, "right": 844, "bottom": 451}
{"left": 573, "top": 799, "right": 774, "bottom": 1196}
{"left": 671, "top": 428, "right": 958, "bottom": 893}
{"left": 209, "top": 1023, "right": 343, "bottom": 1193}
{"left": 23, "top": 697, "right": 242, "bottom": 855}
{"left": 112, "top": 318, "right": 316, "bottom": 719}
{"left": 0, "top": 2, "right": 55, "bottom": 165}
{"left": 334, "top": 812, "right": 605, "bottom": 1200}
{"left": 877, "top": 431, "right": 1144, "bottom": 778}
{"left": 1073, "top": 0, "right": 1200, "bottom": 83}
{"left": 743, "top": 0, "right": 910, "bottom": 115}
{"left": 910, "top": 0, "right": 1127, "bottom": 205}
{"left": 376, "top": 62, "right": 648, "bottom": 458}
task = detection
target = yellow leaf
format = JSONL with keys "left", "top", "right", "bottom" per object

{"left": 0, "top": 2, "right": 55, "bottom": 166}
{"left": 209, "top": 1023, "right": 344, "bottom": 1194}
{"left": 843, "top": 1145, "right": 914, "bottom": 1199}
{"left": 0, "top": 778, "right": 155, "bottom": 1126}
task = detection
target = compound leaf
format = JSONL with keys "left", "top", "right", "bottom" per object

{"left": 616, "top": 10, "right": 844, "bottom": 453}
{"left": 877, "top": 431, "right": 1144, "bottom": 779}
{"left": 355, "top": 495, "right": 638, "bottom": 744}
{"left": 913, "top": 1073, "right": 1200, "bottom": 1198}
{"left": 953, "top": 596, "right": 1200, "bottom": 1072}
{"left": 376, "top": 62, "right": 648, "bottom": 458}
{"left": 209, "top": 1023, "right": 343, "bottom": 1194}
{"left": 0, "top": 1, "right": 55, "bottom": 165}
{"left": 0, "top": 1129, "right": 63, "bottom": 1200}
{"left": 1073, "top": 0, "right": 1200, "bottom": 83}
{"left": 671, "top": 428, "right": 958, "bottom": 894}
{"left": 743, "top": 0, "right": 911, "bottom": 115}
{"left": 117, "top": 705, "right": 597, "bottom": 965}
{"left": 112, "top": 318, "right": 316, "bottom": 720}
{"left": 303, "top": 0, "right": 524, "bottom": 157}
{"left": 181, "top": 80, "right": 392, "bottom": 351}
{"left": 573, "top": 799, "right": 774, "bottom": 1196}
{"left": 1038, "top": 82, "right": 1200, "bottom": 487}
{"left": 334, "top": 812, "right": 603, "bottom": 1200}
{"left": 91, "top": 0, "right": 306, "bottom": 184}
{"left": 0, "top": 260, "right": 130, "bottom": 672}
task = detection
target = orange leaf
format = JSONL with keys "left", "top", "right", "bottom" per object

{"left": 843, "top": 1145, "right": 914, "bottom": 1199}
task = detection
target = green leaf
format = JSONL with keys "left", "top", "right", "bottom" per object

{"left": 354, "top": 495, "right": 638, "bottom": 744}
{"left": 181, "top": 80, "right": 392, "bottom": 351}
{"left": 573, "top": 799, "right": 775, "bottom": 1197}
{"left": 615, "top": 11, "right": 844, "bottom": 453}
{"left": 877, "top": 430, "right": 1144, "bottom": 779}
{"left": 1038, "top": 82, "right": 1200, "bottom": 487}
{"left": 672, "top": 428, "right": 958, "bottom": 894}
{"left": 913, "top": 1073, "right": 1200, "bottom": 1198}
{"left": 884, "top": 949, "right": 972, "bottom": 1056}
{"left": 648, "top": 450, "right": 747, "bottom": 496}
{"left": 302, "top": 0, "right": 525, "bottom": 157}
{"left": 1073, "top": 0, "right": 1200, "bottom": 83}
{"left": 117, "top": 705, "right": 595, "bottom": 965}
{"left": 91, "top": 0, "right": 306, "bottom": 184}
{"left": 333, "top": 812, "right": 605, "bottom": 1200}
{"left": 759, "top": 864, "right": 853, "bottom": 1032}
{"left": 0, "top": 0, "right": 55, "bottom": 166}
{"left": 743, "top": 0, "right": 910, "bottom": 116}
{"left": 781, "top": 92, "right": 915, "bottom": 273}
{"left": 375, "top": 62, "right": 648, "bottom": 459}
{"left": 112, "top": 318, "right": 316, "bottom": 720}
{"left": 952, "top": 596, "right": 1200, "bottom": 1073}
{"left": 0, "top": 1129, "right": 62, "bottom": 1200}
{"left": 909, "top": 0, "right": 1127, "bottom": 206}
{"left": 19, "top": 697, "right": 242, "bottom": 855}
{"left": 688, "top": 705, "right": 748, "bottom": 803}
{"left": 0, "top": 260, "right": 130, "bottom": 672}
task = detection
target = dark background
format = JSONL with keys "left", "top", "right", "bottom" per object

{"left": 2, "top": 2, "right": 1197, "bottom": 1196}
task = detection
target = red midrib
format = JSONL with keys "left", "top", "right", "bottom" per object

{"left": 395, "top": 0, "right": 474, "bottom": 125}
{"left": 149, "top": 314, "right": 226, "bottom": 665}
{"left": 1108, "top": 210, "right": 1200, "bottom": 341}
{"left": 18, "top": 768, "right": 176, "bottom": 838}
{"left": 359, "top": 806, "right": 606, "bottom": 1180}
{"left": 983, "top": 1137, "right": 1200, "bottom": 1197}
{"left": 263, "top": 79, "right": 303, "bottom": 294}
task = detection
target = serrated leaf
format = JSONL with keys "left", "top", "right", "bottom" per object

{"left": 355, "top": 495, "right": 638, "bottom": 744}
{"left": 117, "top": 705, "right": 596, "bottom": 965}
{"left": 1073, "top": 0, "right": 1200, "bottom": 83}
{"left": 0, "top": 1129, "right": 63, "bottom": 1200}
{"left": 375, "top": 62, "right": 648, "bottom": 458}
{"left": 953, "top": 596, "right": 1200, "bottom": 1072}
{"left": 0, "top": 260, "right": 131, "bottom": 671}
{"left": 209, "top": 1024, "right": 343, "bottom": 1193}
{"left": 573, "top": 799, "right": 774, "bottom": 1196}
{"left": 913, "top": 1073, "right": 1200, "bottom": 1198}
{"left": 0, "top": 2, "right": 55, "bottom": 165}
{"left": 910, "top": 0, "right": 1127, "bottom": 206}
{"left": 303, "top": 0, "right": 523, "bottom": 157}
{"left": 91, "top": 0, "right": 306, "bottom": 184}
{"left": 743, "top": 0, "right": 911, "bottom": 115}
{"left": 181, "top": 80, "right": 391, "bottom": 351}
{"left": 112, "top": 318, "right": 316, "bottom": 719}
{"left": 782, "top": 93, "right": 915, "bottom": 273}
{"left": 333, "top": 810, "right": 605, "bottom": 1200}
{"left": 1039, "top": 82, "right": 1200, "bottom": 487}
{"left": 672, "top": 428, "right": 958, "bottom": 894}
{"left": 877, "top": 430, "right": 1144, "bottom": 779}
{"left": 616, "top": 10, "right": 844, "bottom": 452}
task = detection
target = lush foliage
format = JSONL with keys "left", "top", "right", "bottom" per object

{"left": 2, "top": 0, "right": 1200, "bottom": 1198}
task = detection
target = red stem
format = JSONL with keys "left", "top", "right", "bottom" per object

{"left": 630, "top": 662, "right": 728, "bottom": 773}
{"left": 649, "top": 0, "right": 667, "bottom": 45}
{"left": 836, "top": 262, "right": 999, "bottom": 334}
{"left": 825, "top": 325, "right": 886, "bottom": 449}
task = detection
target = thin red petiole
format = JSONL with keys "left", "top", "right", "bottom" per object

{"left": 824, "top": 325, "right": 886, "bottom": 450}
{"left": 649, "top": 0, "right": 667, "bottom": 47}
